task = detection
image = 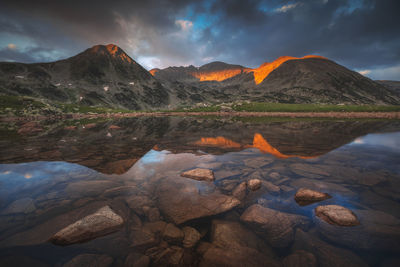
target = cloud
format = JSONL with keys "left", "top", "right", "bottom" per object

{"left": 175, "top": 20, "right": 193, "bottom": 31}
{"left": 275, "top": 3, "right": 300, "bottom": 13}
{"left": 7, "top": 43, "right": 16, "bottom": 50}
{"left": 358, "top": 69, "right": 371, "bottom": 76}
{"left": 0, "top": 0, "right": 399, "bottom": 79}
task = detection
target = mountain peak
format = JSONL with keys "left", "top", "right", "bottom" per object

{"left": 86, "top": 44, "right": 133, "bottom": 63}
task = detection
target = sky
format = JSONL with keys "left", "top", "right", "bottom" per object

{"left": 0, "top": 0, "right": 399, "bottom": 80}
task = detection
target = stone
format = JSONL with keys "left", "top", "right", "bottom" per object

{"left": 50, "top": 206, "right": 124, "bottom": 245}
{"left": 146, "top": 208, "right": 161, "bottom": 222}
{"left": 156, "top": 176, "right": 240, "bottom": 225}
{"left": 109, "top": 125, "right": 121, "bottom": 129}
{"left": 240, "top": 204, "right": 310, "bottom": 248}
{"left": 282, "top": 250, "right": 317, "bottom": 267}
{"left": 293, "top": 229, "right": 368, "bottom": 267}
{"left": 124, "top": 252, "right": 150, "bottom": 267}
{"left": 315, "top": 205, "right": 359, "bottom": 226}
{"left": 269, "top": 172, "right": 281, "bottom": 180}
{"left": 125, "top": 195, "right": 154, "bottom": 216}
{"left": 65, "top": 180, "right": 119, "bottom": 197}
{"left": 291, "top": 178, "right": 355, "bottom": 197}
{"left": 1, "top": 197, "right": 36, "bottom": 215}
{"left": 200, "top": 246, "right": 280, "bottom": 267}
{"left": 243, "top": 157, "right": 274, "bottom": 169}
{"left": 295, "top": 188, "right": 331, "bottom": 206}
{"left": 315, "top": 209, "right": 400, "bottom": 252}
{"left": 64, "top": 126, "right": 77, "bottom": 130}
{"left": 247, "top": 179, "right": 261, "bottom": 191}
{"left": 163, "top": 223, "right": 184, "bottom": 244}
{"left": 231, "top": 182, "right": 247, "bottom": 200}
{"left": 290, "top": 163, "right": 330, "bottom": 178}
{"left": 63, "top": 254, "right": 113, "bottom": 267}
{"left": 181, "top": 168, "right": 214, "bottom": 181}
{"left": 214, "top": 169, "right": 242, "bottom": 180}
{"left": 182, "top": 226, "right": 201, "bottom": 248}
{"left": 130, "top": 227, "right": 158, "bottom": 249}
{"left": 262, "top": 180, "right": 280, "bottom": 195}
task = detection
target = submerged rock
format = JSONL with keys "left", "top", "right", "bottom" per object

{"left": 181, "top": 168, "right": 215, "bottom": 181}
{"left": 315, "top": 205, "right": 359, "bottom": 226}
{"left": 50, "top": 206, "right": 124, "bottom": 245}
{"left": 231, "top": 182, "right": 247, "bottom": 200}
{"left": 182, "top": 226, "right": 201, "bottom": 248}
{"left": 293, "top": 229, "right": 368, "bottom": 267}
{"left": 124, "top": 252, "right": 150, "bottom": 267}
{"left": 163, "top": 223, "right": 184, "bottom": 244}
{"left": 199, "top": 219, "right": 280, "bottom": 267}
{"left": 283, "top": 250, "right": 317, "bottom": 267}
{"left": 240, "top": 204, "right": 310, "bottom": 248}
{"left": 63, "top": 254, "right": 113, "bottom": 267}
{"left": 156, "top": 176, "right": 240, "bottom": 224}
{"left": 315, "top": 209, "right": 400, "bottom": 252}
{"left": 295, "top": 188, "right": 331, "bottom": 206}
{"left": 247, "top": 179, "right": 261, "bottom": 191}
{"left": 1, "top": 197, "right": 36, "bottom": 215}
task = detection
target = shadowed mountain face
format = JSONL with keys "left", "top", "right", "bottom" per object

{"left": 0, "top": 45, "right": 398, "bottom": 108}
{"left": 154, "top": 57, "right": 399, "bottom": 106}
{"left": 0, "top": 44, "right": 169, "bottom": 110}
{"left": 1, "top": 117, "right": 399, "bottom": 174}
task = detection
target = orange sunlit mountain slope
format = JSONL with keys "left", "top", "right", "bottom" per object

{"left": 150, "top": 55, "right": 325, "bottom": 84}
{"left": 194, "top": 134, "right": 317, "bottom": 159}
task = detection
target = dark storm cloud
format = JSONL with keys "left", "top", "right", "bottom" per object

{"left": 0, "top": 0, "right": 399, "bottom": 79}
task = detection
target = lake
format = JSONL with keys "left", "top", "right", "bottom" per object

{"left": 0, "top": 116, "right": 399, "bottom": 266}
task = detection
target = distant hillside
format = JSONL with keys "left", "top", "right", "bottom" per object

{"left": 0, "top": 44, "right": 169, "bottom": 110}
{"left": 0, "top": 46, "right": 398, "bottom": 111}
{"left": 376, "top": 80, "right": 400, "bottom": 94}
{"left": 153, "top": 56, "right": 399, "bottom": 106}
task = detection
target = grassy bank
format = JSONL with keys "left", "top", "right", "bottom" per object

{"left": 1, "top": 95, "right": 399, "bottom": 116}
{"left": 231, "top": 102, "right": 400, "bottom": 112}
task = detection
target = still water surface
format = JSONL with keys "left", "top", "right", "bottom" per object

{"left": 0, "top": 117, "right": 399, "bottom": 266}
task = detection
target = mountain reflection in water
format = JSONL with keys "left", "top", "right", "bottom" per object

{"left": 0, "top": 117, "right": 399, "bottom": 266}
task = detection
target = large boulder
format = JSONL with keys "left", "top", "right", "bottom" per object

{"left": 315, "top": 205, "right": 359, "bottom": 226}
{"left": 156, "top": 176, "right": 240, "bottom": 224}
{"left": 240, "top": 204, "right": 310, "bottom": 248}
{"left": 315, "top": 209, "right": 400, "bottom": 252}
{"left": 199, "top": 220, "right": 280, "bottom": 267}
{"left": 50, "top": 206, "right": 124, "bottom": 245}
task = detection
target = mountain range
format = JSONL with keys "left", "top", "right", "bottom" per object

{"left": 0, "top": 44, "right": 398, "bottom": 110}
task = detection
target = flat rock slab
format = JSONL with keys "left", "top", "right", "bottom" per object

{"left": 315, "top": 209, "right": 400, "bottom": 252}
{"left": 295, "top": 188, "right": 331, "bottom": 206}
{"left": 50, "top": 206, "right": 124, "bottom": 245}
{"left": 240, "top": 204, "right": 310, "bottom": 248}
{"left": 181, "top": 168, "right": 215, "bottom": 181}
{"left": 157, "top": 176, "right": 240, "bottom": 225}
{"left": 315, "top": 205, "right": 359, "bottom": 226}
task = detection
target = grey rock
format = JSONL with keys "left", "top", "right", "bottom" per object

{"left": 315, "top": 205, "right": 359, "bottom": 226}
{"left": 295, "top": 188, "right": 331, "bottom": 206}
{"left": 240, "top": 204, "right": 310, "bottom": 248}
{"left": 231, "top": 182, "right": 247, "bottom": 200}
{"left": 181, "top": 168, "right": 214, "bottom": 181}
{"left": 156, "top": 176, "right": 240, "bottom": 224}
{"left": 50, "top": 206, "right": 124, "bottom": 245}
